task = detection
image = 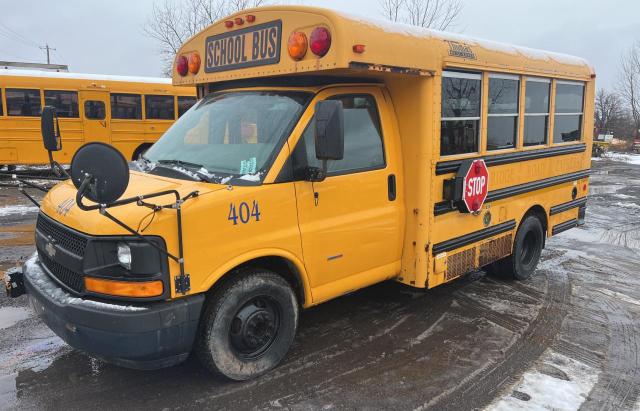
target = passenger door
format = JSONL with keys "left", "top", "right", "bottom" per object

{"left": 79, "top": 90, "right": 110, "bottom": 144}
{"left": 293, "top": 88, "right": 403, "bottom": 302}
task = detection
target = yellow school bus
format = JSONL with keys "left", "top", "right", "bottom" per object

{"left": 0, "top": 70, "right": 197, "bottom": 166}
{"left": 12, "top": 6, "right": 592, "bottom": 380}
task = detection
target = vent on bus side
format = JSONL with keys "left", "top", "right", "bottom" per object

{"left": 446, "top": 248, "right": 476, "bottom": 281}
{"left": 479, "top": 235, "right": 513, "bottom": 267}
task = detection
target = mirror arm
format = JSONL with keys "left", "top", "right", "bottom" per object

{"left": 75, "top": 173, "right": 198, "bottom": 295}
{"left": 48, "top": 151, "right": 70, "bottom": 179}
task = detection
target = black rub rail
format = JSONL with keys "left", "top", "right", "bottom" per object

{"left": 432, "top": 219, "right": 516, "bottom": 255}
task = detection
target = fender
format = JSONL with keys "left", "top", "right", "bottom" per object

{"left": 201, "top": 247, "right": 314, "bottom": 307}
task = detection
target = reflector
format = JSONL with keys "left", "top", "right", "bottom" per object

{"left": 85, "top": 277, "right": 164, "bottom": 298}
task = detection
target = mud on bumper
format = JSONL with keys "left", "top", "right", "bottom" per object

{"left": 22, "top": 254, "right": 204, "bottom": 370}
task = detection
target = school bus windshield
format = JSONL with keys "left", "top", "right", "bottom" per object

{"left": 143, "top": 90, "right": 311, "bottom": 183}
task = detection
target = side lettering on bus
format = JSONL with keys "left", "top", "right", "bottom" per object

{"left": 205, "top": 20, "right": 282, "bottom": 73}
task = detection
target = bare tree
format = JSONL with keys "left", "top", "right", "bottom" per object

{"left": 595, "top": 89, "right": 622, "bottom": 134}
{"left": 381, "top": 0, "right": 405, "bottom": 22}
{"left": 379, "top": 0, "right": 463, "bottom": 30}
{"left": 618, "top": 42, "right": 640, "bottom": 136}
{"left": 144, "top": 0, "right": 266, "bottom": 75}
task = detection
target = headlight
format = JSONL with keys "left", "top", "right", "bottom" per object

{"left": 117, "top": 242, "right": 132, "bottom": 270}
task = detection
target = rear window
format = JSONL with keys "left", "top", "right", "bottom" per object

{"left": 178, "top": 96, "right": 197, "bottom": 117}
{"left": 145, "top": 95, "right": 175, "bottom": 120}
{"left": 44, "top": 90, "right": 79, "bottom": 118}
{"left": 111, "top": 93, "right": 142, "bottom": 119}
{"left": 6, "top": 88, "right": 41, "bottom": 117}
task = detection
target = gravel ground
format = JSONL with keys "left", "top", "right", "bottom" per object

{"left": 0, "top": 154, "right": 639, "bottom": 411}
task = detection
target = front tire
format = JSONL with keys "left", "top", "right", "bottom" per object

{"left": 487, "top": 215, "right": 544, "bottom": 281}
{"left": 196, "top": 269, "right": 299, "bottom": 381}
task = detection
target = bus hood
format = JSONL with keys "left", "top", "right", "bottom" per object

{"left": 40, "top": 171, "right": 226, "bottom": 236}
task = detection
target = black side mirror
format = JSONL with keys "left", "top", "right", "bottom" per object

{"left": 314, "top": 100, "right": 344, "bottom": 161}
{"left": 41, "top": 106, "right": 61, "bottom": 152}
{"left": 71, "top": 142, "right": 130, "bottom": 206}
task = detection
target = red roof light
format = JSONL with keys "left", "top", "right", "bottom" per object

{"left": 234, "top": 17, "right": 244, "bottom": 26}
{"left": 176, "top": 55, "right": 188, "bottom": 76}
{"left": 310, "top": 27, "right": 331, "bottom": 57}
{"left": 224, "top": 20, "right": 234, "bottom": 28}
{"left": 246, "top": 15, "right": 256, "bottom": 23}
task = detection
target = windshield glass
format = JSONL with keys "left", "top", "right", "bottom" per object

{"left": 144, "top": 91, "right": 311, "bottom": 184}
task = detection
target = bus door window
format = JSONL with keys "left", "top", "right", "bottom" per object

{"left": 44, "top": 90, "right": 79, "bottom": 118}
{"left": 440, "top": 71, "right": 482, "bottom": 156}
{"left": 84, "top": 101, "right": 106, "bottom": 120}
{"left": 523, "top": 77, "right": 550, "bottom": 146}
{"left": 6, "top": 88, "right": 41, "bottom": 117}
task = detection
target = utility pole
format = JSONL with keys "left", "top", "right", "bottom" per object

{"left": 39, "top": 43, "right": 56, "bottom": 64}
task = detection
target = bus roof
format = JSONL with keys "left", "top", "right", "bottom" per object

{"left": 0, "top": 69, "right": 172, "bottom": 84}
{"left": 173, "top": 6, "right": 594, "bottom": 86}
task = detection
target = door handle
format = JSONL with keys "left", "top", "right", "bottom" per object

{"left": 388, "top": 174, "right": 396, "bottom": 201}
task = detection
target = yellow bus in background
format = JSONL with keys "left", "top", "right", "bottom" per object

{"left": 0, "top": 70, "right": 196, "bottom": 166}
{"left": 14, "top": 6, "right": 593, "bottom": 380}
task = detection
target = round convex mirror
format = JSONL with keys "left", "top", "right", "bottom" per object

{"left": 70, "top": 142, "right": 129, "bottom": 204}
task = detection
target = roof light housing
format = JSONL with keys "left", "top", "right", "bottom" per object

{"left": 310, "top": 27, "right": 332, "bottom": 57}
{"left": 288, "top": 31, "right": 308, "bottom": 61}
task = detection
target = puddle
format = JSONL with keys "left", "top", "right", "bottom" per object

{"left": 589, "top": 185, "right": 621, "bottom": 195}
{"left": 0, "top": 205, "right": 39, "bottom": 217}
{"left": 0, "top": 307, "right": 32, "bottom": 330}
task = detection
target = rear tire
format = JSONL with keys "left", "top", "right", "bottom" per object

{"left": 195, "top": 269, "right": 299, "bottom": 381}
{"left": 487, "top": 215, "right": 544, "bottom": 281}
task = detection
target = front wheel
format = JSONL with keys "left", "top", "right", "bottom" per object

{"left": 487, "top": 215, "right": 545, "bottom": 281}
{"left": 195, "top": 269, "right": 299, "bottom": 381}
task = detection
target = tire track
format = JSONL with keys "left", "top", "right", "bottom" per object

{"left": 425, "top": 269, "right": 570, "bottom": 411}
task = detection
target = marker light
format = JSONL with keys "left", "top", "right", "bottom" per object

{"left": 353, "top": 44, "right": 366, "bottom": 54}
{"left": 117, "top": 242, "right": 132, "bottom": 270}
{"left": 234, "top": 17, "right": 244, "bottom": 26}
{"left": 288, "top": 31, "right": 308, "bottom": 61}
{"left": 310, "top": 27, "right": 331, "bottom": 57}
{"left": 188, "top": 53, "right": 201, "bottom": 74}
{"left": 176, "top": 55, "right": 188, "bottom": 76}
{"left": 225, "top": 20, "right": 234, "bottom": 28}
{"left": 246, "top": 15, "right": 256, "bottom": 23}
{"left": 85, "top": 277, "right": 163, "bottom": 298}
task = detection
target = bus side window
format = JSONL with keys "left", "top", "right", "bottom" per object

{"left": 487, "top": 75, "right": 519, "bottom": 151}
{"left": 440, "top": 71, "right": 481, "bottom": 156}
{"left": 85, "top": 101, "right": 106, "bottom": 120}
{"left": 523, "top": 77, "right": 550, "bottom": 146}
{"left": 111, "top": 93, "right": 142, "bottom": 120}
{"left": 146, "top": 95, "right": 175, "bottom": 120}
{"left": 554, "top": 81, "right": 585, "bottom": 143}
{"left": 294, "top": 94, "right": 385, "bottom": 177}
{"left": 0, "top": 89, "right": 3, "bottom": 116}
{"left": 178, "top": 96, "right": 197, "bottom": 117}
{"left": 44, "top": 90, "right": 79, "bottom": 118}
{"left": 6, "top": 88, "right": 41, "bottom": 117}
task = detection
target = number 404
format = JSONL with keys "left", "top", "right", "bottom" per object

{"left": 228, "top": 201, "right": 261, "bottom": 225}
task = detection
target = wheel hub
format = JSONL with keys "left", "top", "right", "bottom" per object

{"left": 229, "top": 298, "right": 279, "bottom": 359}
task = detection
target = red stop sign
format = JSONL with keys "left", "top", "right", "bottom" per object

{"left": 462, "top": 159, "right": 489, "bottom": 213}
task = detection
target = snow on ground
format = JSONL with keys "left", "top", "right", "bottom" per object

{"left": 0, "top": 205, "right": 39, "bottom": 217}
{"left": 602, "top": 152, "right": 640, "bottom": 165}
{"left": 614, "top": 202, "right": 640, "bottom": 210}
{"left": 0, "top": 306, "right": 32, "bottom": 329}
{"left": 488, "top": 351, "right": 597, "bottom": 411}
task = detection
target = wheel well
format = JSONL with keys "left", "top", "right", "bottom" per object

{"left": 132, "top": 143, "right": 152, "bottom": 160}
{"left": 522, "top": 205, "right": 548, "bottom": 235}
{"left": 210, "top": 257, "right": 306, "bottom": 305}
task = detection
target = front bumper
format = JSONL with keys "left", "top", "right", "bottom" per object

{"left": 22, "top": 254, "right": 204, "bottom": 370}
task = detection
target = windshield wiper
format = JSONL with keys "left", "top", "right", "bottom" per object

{"left": 156, "top": 159, "right": 214, "bottom": 183}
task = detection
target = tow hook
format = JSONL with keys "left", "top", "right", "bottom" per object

{"left": 4, "top": 267, "right": 26, "bottom": 298}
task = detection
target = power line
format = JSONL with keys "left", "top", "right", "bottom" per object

{"left": 0, "top": 22, "right": 40, "bottom": 48}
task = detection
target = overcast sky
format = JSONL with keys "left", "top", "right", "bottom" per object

{"left": 0, "top": 0, "right": 637, "bottom": 90}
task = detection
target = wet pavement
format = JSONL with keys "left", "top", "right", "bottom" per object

{"left": 1, "top": 155, "right": 639, "bottom": 411}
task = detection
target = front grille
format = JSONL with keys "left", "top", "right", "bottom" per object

{"left": 38, "top": 250, "right": 84, "bottom": 293}
{"left": 36, "top": 214, "right": 88, "bottom": 256}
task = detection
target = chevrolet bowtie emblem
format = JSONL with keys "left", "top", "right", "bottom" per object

{"left": 56, "top": 198, "right": 74, "bottom": 216}
{"left": 45, "top": 241, "right": 56, "bottom": 258}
